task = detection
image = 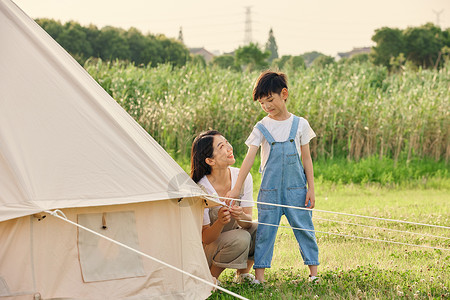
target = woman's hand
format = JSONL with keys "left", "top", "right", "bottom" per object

{"left": 217, "top": 207, "right": 231, "bottom": 225}
{"left": 229, "top": 205, "right": 244, "bottom": 220}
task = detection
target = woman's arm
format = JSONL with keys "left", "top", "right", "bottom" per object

{"left": 301, "top": 143, "right": 315, "bottom": 208}
{"left": 201, "top": 206, "right": 231, "bottom": 244}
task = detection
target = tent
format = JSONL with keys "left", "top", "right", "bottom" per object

{"left": 0, "top": 0, "right": 215, "bottom": 298}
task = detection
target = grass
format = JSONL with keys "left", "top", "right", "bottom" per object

{"left": 81, "top": 56, "right": 450, "bottom": 298}
{"left": 207, "top": 186, "right": 449, "bottom": 299}
{"left": 85, "top": 59, "right": 450, "bottom": 163}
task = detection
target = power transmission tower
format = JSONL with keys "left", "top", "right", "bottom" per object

{"left": 244, "top": 6, "right": 253, "bottom": 45}
{"left": 432, "top": 9, "right": 444, "bottom": 27}
{"left": 178, "top": 27, "right": 184, "bottom": 44}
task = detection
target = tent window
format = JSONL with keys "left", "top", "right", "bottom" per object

{"left": 77, "top": 211, "right": 145, "bottom": 282}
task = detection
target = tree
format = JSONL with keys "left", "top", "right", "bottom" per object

{"left": 211, "top": 55, "right": 237, "bottom": 70}
{"left": 54, "top": 21, "right": 93, "bottom": 64}
{"left": 370, "top": 27, "right": 405, "bottom": 69}
{"left": 311, "top": 55, "right": 335, "bottom": 67}
{"left": 265, "top": 28, "right": 279, "bottom": 63}
{"left": 140, "top": 34, "right": 164, "bottom": 67}
{"left": 301, "top": 51, "right": 324, "bottom": 67}
{"left": 35, "top": 18, "right": 192, "bottom": 67}
{"left": 288, "top": 56, "right": 306, "bottom": 70}
{"left": 83, "top": 24, "right": 101, "bottom": 58}
{"left": 190, "top": 54, "right": 206, "bottom": 68}
{"left": 125, "top": 27, "right": 148, "bottom": 65}
{"left": 235, "top": 43, "right": 270, "bottom": 71}
{"left": 97, "top": 27, "right": 130, "bottom": 60}
{"left": 271, "top": 55, "right": 292, "bottom": 69}
{"left": 404, "top": 23, "right": 443, "bottom": 68}
{"left": 35, "top": 18, "right": 63, "bottom": 39}
{"left": 157, "top": 35, "right": 190, "bottom": 67}
{"left": 272, "top": 55, "right": 305, "bottom": 70}
{"left": 346, "top": 53, "right": 370, "bottom": 64}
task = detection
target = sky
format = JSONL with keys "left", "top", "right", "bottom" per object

{"left": 12, "top": 0, "right": 450, "bottom": 57}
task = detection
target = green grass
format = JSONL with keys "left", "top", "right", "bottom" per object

{"left": 175, "top": 157, "right": 449, "bottom": 299}
{"left": 207, "top": 186, "right": 449, "bottom": 299}
{"left": 81, "top": 56, "right": 450, "bottom": 298}
{"left": 85, "top": 60, "right": 450, "bottom": 163}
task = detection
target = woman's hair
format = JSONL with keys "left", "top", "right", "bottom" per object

{"left": 190, "top": 130, "right": 221, "bottom": 183}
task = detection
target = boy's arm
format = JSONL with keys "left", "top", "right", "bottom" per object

{"left": 226, "top": 145, "right": 258, "bottom": 199}
{"left": 301, "top": 143, "right": 315, "bottom": 208}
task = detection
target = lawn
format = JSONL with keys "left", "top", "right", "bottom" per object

{"left": 207, "top": 184, "right": 449, "bottom": 299}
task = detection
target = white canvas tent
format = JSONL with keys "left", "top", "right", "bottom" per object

{"left": 0, "top": 0, "right": 215, "bottom": 298}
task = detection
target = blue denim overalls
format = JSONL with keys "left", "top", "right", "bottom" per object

{"left": 253, "top": 116, "right": 319, "bottom": 268}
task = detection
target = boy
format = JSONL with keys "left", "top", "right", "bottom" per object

{"left": 227, "top": 70, "right": 319, "bottom": 283}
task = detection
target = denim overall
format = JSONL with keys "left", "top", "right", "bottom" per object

{"left": 253, "top": 116, "right": 319, "bottom": 268}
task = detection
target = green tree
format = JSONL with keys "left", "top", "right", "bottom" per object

{"left": 190, "top": 54, "right": 206, "bottom": 68}
{"left": 97, "top": 26, "right": 130, "bottom": 60}
{"left": 211, "top": 55, "right": 237, "bottom": 70}
{"left": 83, "top": 24, "right": 101, "bottom": 58}
{"left": 288, "top": 56, "right": 306, "bottom": 70}
{"left": 272, "top": 55, "right": 292, "bottom": 70}
{"left": 125, "top": 27, "right": 148, "bottom": 65}
{"left": 311, "top": 55, "right": 335, "bottom": 67}
{"left": 272, "top": 55, "right": 305, "bottom": 70}
{"left": 235, "top": 43, "right": 270, "bottom": 71}
{"left": 404, "top": 23, "right": 443, "bottom": 68}
{"left": 370, "top": 27, "right": 405, "bottom": 69}
{"left": 141, "top": 35, "right": 164, "bottom": 67}
{"left": 35, "top": 18, "right": 63, "bottom": 39}
{"left": 156, "top": 35, "right": 190, "bottom": 67}
{"left": 265, "top": 28, "right": 279, "bottom": 63}
{"left": 346, "top": 53, "right": 370, "bottom": 64}
{"left": 57, "top": 21, "right": 93, "bottom": 63}
{"left": 301, "top": 51, "right": 324, "bottom": 67}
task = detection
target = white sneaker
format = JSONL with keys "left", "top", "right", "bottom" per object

{"left": 308, "top": 275, "right": 320, "bottom": 283}
{"left": 212, "top": 277, "right": 221, "bottom": 291}
{"left": 234, "top": 273, "right": 258, "bottom": 284}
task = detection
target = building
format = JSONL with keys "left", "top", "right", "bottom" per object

{"left": 338, "top": 47, "right": 371, "bottom": 59}
{"left": 189, "top": 47, "right": 215, "bottom": 63}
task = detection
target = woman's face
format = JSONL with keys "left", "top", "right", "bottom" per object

{"left": 209, "top": 135, "right": 235, "bottom": 168}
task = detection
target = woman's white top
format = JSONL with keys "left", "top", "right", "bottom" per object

{"left": 200, "top": 167, "right": 253, "bottom": 226}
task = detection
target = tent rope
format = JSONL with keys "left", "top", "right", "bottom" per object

{"left": 237, "top": 220, "right": 449, "bottom": 251}
{"left": 44, "top": 210, "right": 248, "bottom": 300}
{"left": 313, "top": 217, "right": 450, "bottom": 240}
{"left": 203, "top": 194, "right": 450, "bottom": 229}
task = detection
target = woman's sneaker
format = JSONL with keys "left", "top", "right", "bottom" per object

{"left": 308, "top": 275, "right": 320, "bottom": 283}
{"left": 211, "top": 277, "right": 221, "bottom": 291}
{"left": 234, "top": 273, "right": 258, "bottom": 284}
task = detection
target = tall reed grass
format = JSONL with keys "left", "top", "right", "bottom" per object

{"left": 85, "top": 60, "right": 449, "bottom": 163}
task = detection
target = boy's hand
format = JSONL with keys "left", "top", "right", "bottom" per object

{"left": 217, "top": 207, "right": 231, "bottom": 225}
{"left": 225, "top": 188, "right": 240, "bottom": 205}
{"left": 229, "top": 205, "right": 244, "bottom": 220}
{"left": 305, "top": 190, "right": 315, "bottom": 209}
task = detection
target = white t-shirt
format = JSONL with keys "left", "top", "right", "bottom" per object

{"left": 245, "top": 114, "right": 316, "bottom": 171}
{"left": 200, "top": 167, "right": 253, "bottom": 226}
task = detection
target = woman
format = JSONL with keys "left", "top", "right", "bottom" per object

{"left": 191, "top": 130, "right": 257, "bottom": 283}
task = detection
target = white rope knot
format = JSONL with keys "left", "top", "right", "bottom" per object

{"left": 45, "top": 209, "right": 67, "bottom": 219}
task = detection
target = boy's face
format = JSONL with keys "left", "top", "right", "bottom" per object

{"left": 257, "top": 88, "right": 289, "bottom": 119}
